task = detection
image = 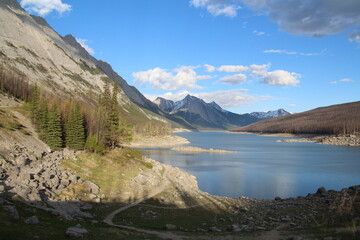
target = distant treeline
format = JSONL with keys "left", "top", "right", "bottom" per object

{"left": 234, "top": 102, "right": 360, "bottom": 135}
{"left": 0, "top": 64, "right": 132, "bottom": 152}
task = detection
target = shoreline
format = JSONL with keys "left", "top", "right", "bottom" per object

{"left": 125, "top": 134, "right": 190, "bottom": 148}
{"left": 232, "top": 131, "right": 360, "bottom": 147}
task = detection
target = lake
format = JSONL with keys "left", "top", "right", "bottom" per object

{"left": 140, "top": 132, "right": 360, "bottom": 199}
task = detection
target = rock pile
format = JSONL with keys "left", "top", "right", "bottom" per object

{"left": 0, "top": 144, "right": 100, "bottom": 220}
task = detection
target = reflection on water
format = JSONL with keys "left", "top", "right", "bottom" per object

{"left": 140, "top": 132, "right": 360, "bottom": 199}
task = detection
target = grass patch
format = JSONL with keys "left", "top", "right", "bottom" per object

{"left": 79, "top": 60, "right": 103, "bottom": 75}
{"left": 36, "top": 63, "right": 48, "bottom": 73}
{"left": 0, "top": 109, "right": 24, "bottom": 131}
{"left": 113, "top": 198, "right": 230, "bottom": 231}
{"left": 63, "top": 72, "right": 92, "bottom": 88}
{"left": 0, "top": 199, "right": 146, "bottom": 240}
{"left": 20, "top": 46, "right": 39, "bottom": 59}
{"left": 14, "top": 57, "right": 37, "bottom": 72}
{"left": 61, "top": 148, "right": 150, "bottom": 201}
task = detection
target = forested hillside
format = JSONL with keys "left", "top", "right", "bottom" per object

{"left": 233, "top": 101, "right": 360, "bottom": 135}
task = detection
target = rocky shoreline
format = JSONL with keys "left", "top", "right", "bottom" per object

{"left": 280, "top": 135, "right": 360, "bottom": 147}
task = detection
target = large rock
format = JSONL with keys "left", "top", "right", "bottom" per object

{"left": 24, "top": 216, "right": 40, "bottom": 224}
{"left": 165, "top": 224, "right": 177, "bottom": 230}
{"left": 65, "top": 225, "right": 89, "bottom": 238}
{"left": 83, "top": 181, "right": 99, "bottom": 194}
{"left": 316, "top": 186, "right": 327, "bottom": 195}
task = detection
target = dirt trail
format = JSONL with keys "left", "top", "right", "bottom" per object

{"left": 103, "top": 169, "right": 192, "bottom": 240}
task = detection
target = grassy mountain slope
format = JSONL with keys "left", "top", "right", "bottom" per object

{"left": 233, "top": 101, "right": 360, "bottom": 135}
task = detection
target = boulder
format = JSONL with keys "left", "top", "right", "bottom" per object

{"left": 208, "top": 226, "right": 222, "bottom": 232}
{"left": 68, "top": 175, "right": 78, "bottom": 184}
{"left": 24, "top": 216, "right": 40, "bottom": 224}
{"left": 316, "top": 186, "right": 327, "bottom": 196}
{"left": 65, "top": 225, "right": 89, "bottom": 238}
{"left": 165, "top": 224, "right": 177, "bottom": 230}
{"left": 0, "top": 184, "right": 5, "bottom": 193}
{"left": 83, "top": 181, "right": 99, "bottom": 194}
{"left": 50, "top": 175, "right": 60, "bottom": 188}
{"left": 227, "top": 224, "right": 241, "bottom": 232}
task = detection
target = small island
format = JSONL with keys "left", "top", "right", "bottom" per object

{"left": 172, "top": 146, "right": 235, "bottom": 153}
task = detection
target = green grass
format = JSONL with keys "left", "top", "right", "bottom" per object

{"left": 14, "top": 57, "right": 37, "bottom": 72}
{"left": 0, "top": 109, "right": 24, "bottom": 131}
{"left": 63, "top": 72, "right": 92, "bottom": 88}
{"left": 79, "top": 60, "right": 103, "bottom": 75}
{"left": 61, "top": 148, "right": 151, "bottom": 201}
{"left": 113, "top": 198, "right": 230, "bottom": 231}
{"left": 0, "top": 199, "right": 147, "bottom": 240}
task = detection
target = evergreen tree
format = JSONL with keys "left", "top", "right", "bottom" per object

{"left": 30, "top": 84, "right": 40, "bottom": 123}
{"left": 66, "top": 102, "right": 85, "bottom": 150}
{"left": 108, "top": 83, "right": 121, "bottom": 148}
{"left": 37, "top": 100, "right": 48, "bottom": 141}
{"left": 47, "top": 103, "right": 63, "bottom": 150}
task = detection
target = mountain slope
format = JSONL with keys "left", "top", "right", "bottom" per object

{"left": 154, "top": 95, "right": 268, "bottom": 130}
{"left": 0, "top": 0, "right": 184, "bottom": 131}
{"left": 233, "top": 101, "right": 360, "bottom": 135}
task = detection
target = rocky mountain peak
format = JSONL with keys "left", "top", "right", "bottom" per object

{"left": 0, "top": 0, "right": 23, "bottom": 10}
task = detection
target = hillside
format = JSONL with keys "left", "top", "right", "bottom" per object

{"left": 233, "top": 101, "right": 360, "bottom": 135}
{"left": 0, "top": 0, "right": 190, "bottom": 133}
{"left": 154, "top": 95, "right": 290, "bottom": 130}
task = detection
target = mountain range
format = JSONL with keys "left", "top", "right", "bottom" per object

{"left": 0, "top": 0, "right": 290, "bottom": 131}
{"left": 153, "top": 96, "right": 290, "bottom": 130}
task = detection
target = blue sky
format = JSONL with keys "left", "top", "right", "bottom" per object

{"left": 20, "top": 0, "right": 360, "bottom": 113}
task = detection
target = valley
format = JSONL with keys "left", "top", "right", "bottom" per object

{"left": 0, "top": 0, "right": 359, "bottom": 240}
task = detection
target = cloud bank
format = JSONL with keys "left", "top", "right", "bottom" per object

{"left": 190, "top": 0, "right": 360, "bottom": 41}
{"left": 20, "top": 0, "right": 71, "bottom": 16}
{"left": 133, "top": 66, "right": 211, "bottom": 91}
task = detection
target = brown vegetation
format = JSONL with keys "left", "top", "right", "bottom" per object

{"left": 234, "top": 101, "right": 360, "bottom": 135}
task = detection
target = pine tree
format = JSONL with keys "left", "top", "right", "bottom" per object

{"left": 37, "top": 100, "right": 48, "bottom": 141}
{"left": 108, "top": 83, "right": 120, "bottom": 148}
{"left": 47, "top": 103, "right": 63, "bottom": 150}
{"left": 66, "top": 102, "right": 85, "bottom": 150}
{"left": 30, "top": 84, "right": 40, "bottom": 123}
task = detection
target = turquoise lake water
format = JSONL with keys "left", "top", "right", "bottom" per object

{"left": 140, "top": 132, "right": 360, "bottom": 199}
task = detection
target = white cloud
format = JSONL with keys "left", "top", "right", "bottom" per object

{"left": 216, "top": 63, "right": 300, "bottom": 86}
{"left": 253, "top": 30, "right": 265, "bottom": 36}
{"left": 190, "top": 0, "right": 240, "bottom": 17}
{"left": 75, "top": 38, "right": 95, "bottom": 55}
{"left": 263, "top": 49, "right": 322, "bottom": 56}
{"left": 218, "top": 65, "right": 249, "bottom": 72}
{"left": 340, "top": 78, "right": 354, "bottom": 83}
{"left": 20, "top": 0, "right": 71, "bottom": 16}
{"left": 146, "top": 89, "right": 271, "bottom": 108}
{"left": 132, "top": 66, "right": 211, "bottom": 91}
{"left": 288, "top": 104, "right": 297, "bottom": 107}
{"left": 349, "top": 29, "right": 360, "bottom": 44}
{"left": 330, "top": 78, "right": 355, "bottom": 84}
{"left": 189, "top": 0, "right": 360, "bottom": 40}
{"left": 219, "top": 73, "right": 247, "bottom": 85}
{"left": 204, "top": 64, "right": 216, "bottom": 72}
{"left": 260, "top": 70, "right": 300, "bottom": 86}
